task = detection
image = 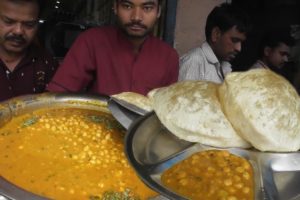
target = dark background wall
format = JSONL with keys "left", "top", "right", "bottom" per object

{"left": 231, "top": 0, "right": 300, "bottom": 71}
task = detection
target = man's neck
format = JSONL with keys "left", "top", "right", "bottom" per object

{"left": 0, "top": 49, "right": 25, "bottom": 72}
{"left": 260, "top": 59, "right": 281, "bottom": 73}
{"left": 128, "top": 37, "right": 147, "bottom": 55}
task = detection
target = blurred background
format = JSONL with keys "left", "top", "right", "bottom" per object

{"left": 38, "top": 0, "right": 300, "bottom": 92}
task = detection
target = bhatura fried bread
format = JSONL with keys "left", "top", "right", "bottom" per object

{"left": 219, "top": 69, "right": 300, "bottom": 152}
{"left": 150, "top": 81, "right": 251, "bottom": 148}
{"left": 112, "top": 92, "right": 153, "bottom": 112}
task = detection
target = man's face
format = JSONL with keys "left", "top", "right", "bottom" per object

{"left": 0, "top": 0, "right": 39, "bottom": 55}
{"left": 114, "top": 0, "right": 161, "bottom": 39}
{"left": 211, "top": 26, "right": 247, "bottom": 62}
{"left": 264, "top": 43, "right": 290, "bottom": 69}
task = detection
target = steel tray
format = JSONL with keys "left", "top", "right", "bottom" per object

{"left": 125, "top": 112, "right": 300, "bottom": 200}
{"left": 0, "top": 93, "right": 166, "bottom": 200}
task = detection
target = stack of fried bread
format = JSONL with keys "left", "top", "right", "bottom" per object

{"left": 113, "top": 69, "right": 300, "bottom": 152}
{"left": 148, "top": 80, "right": 251, "bottom": 148}
{"left": 219, "top": 69, "right": 300, "bottom": 152}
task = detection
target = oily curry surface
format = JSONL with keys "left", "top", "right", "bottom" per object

{"left": 161, "top": 150, "right": 254, "bottom": 200}
{"left": 0, "top": 108, "right": 156, "bottom": 200}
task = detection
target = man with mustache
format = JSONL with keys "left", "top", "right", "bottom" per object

{"left": 47, "top": 0, "right": 179, "bottom": 96}
{"left": 179, "top": 3, "right": 251, "bottom": 83}
{"left": 0, "top": 0, "right": 58, "bottom": 101}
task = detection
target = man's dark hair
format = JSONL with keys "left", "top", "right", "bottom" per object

{"left": 36, "top": 0, "right": 44, "bottom": 15}
{"left": 7, "top": 0, "right": 44, "bottom": 17}
{"left": 116, "top": 0, "right": 162, "bottom": 4}
{"left": 205, "top": 3, "right": 252, "bottom": 42}
{"left": 258, "top": 29, "right": 296, "bottom": 58}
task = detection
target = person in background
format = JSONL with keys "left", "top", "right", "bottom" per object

{"left": 0, "top": 0, "right": 58, "bottom": 102}
{"left": 179, "top": 3, "right": 252, "bottom": 83}
{"left": 250, "top": 30, "right": 295, "bottom": 74}
{"left": 47, "top": 0, "right": 179, "bottom": 96}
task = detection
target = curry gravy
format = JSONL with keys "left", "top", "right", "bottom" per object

{"left": 0, "top": 108, "right": 157, "bottom": 200}
{"left": 161, "top": 150, "right": 254, "bottom": 200}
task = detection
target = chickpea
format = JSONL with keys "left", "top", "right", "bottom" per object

{"left": 236, "top": 166, "right": 244, "bottom": 173}
{"left": 207, "top": 166, "right": 215, "bottom": 172}
{"left": 227, "top": 196, "right": 237, "bottom": 200}
{"left": 233, "top": 175, "right": 241, "bottom": 182}
{"left": 177, "top": 172, "right": 187, "bottom": 179}
{"left": 179, "top": 178, "right": 188, "bottom": 186}
{"left": 228, "top": 188, "right": 237, "bottom": 194}
{"left": 235, "top": 183, "right": 243, "bottom": 189}
{"left": 243, "top": 187, "right": 250, "bottom": 193}
{"left": 224, "top": 179, "right": 232, "bottom": 186}
{"left": 243, "top": 172, "right": 250, "bottom": 180}
{"left": 218, "top": 190, "right": 228, "bottom": 197}
{"left": 224, "top": 167, "right": 231, "bottom": 173}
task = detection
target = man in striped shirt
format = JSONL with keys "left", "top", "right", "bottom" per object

{"left": 179, "top": 3, "right": 251, "bottom": 83}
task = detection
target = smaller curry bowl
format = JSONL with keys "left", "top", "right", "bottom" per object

{"left": 125, "top": 112, "right": 300, "bottom": 200}
{"left": 0, "top": 93, "right": 158, "bottom": 200}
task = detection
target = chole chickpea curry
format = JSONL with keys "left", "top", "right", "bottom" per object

{"left": 0, "top": 108, "right": 157, "bottom": 200}
{"left": 161, "top": 150, "right": 254, "bottom": 200}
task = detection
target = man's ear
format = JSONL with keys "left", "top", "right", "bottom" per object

{"left": 157, "top": 6, "right": 162, "bottom": 18}
{"left": 211, "top": 27, "right": 221, "bottom": 43}
{"left": 264, "top": 47, "right": 272, "bottom": 57}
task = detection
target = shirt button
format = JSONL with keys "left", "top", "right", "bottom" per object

{"left": 8, "top": 86, "right": 12, "bottom": 90}
{"left": 21, "top": 73, "right": 24, "bottom": 77}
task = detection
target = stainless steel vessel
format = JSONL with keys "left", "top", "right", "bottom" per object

{"left": 0, "top": 93, "right": 109, "bottom": 200}
{"left": 125, "top": 112, "right": 300, "bottom": 200}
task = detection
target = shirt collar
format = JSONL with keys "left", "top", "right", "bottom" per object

{"left": 256, "top": 60, "right": 269, "bottom": 69}
{"left": 221, "top": 61, "right": 232, "bottom": 75}
{"left": 202, "top": 41, "right": 232, "bottom": 74}
{"left": 0, "top": 45, "right": 39, "bottom": 71}
{"left": 201, "top": 41, "right": 219, "bottom": 65}
{"left": 116, "top": 27, "right": 151, "bottom": 54}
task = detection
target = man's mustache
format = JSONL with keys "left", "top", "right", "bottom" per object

{"left": 125, "top": 22, "right": 147, "bottom": 29}
{"left": 5, "top": 35, "right": 26, "bottom": 44}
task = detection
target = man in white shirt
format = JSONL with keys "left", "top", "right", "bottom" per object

{"left": 179, "top": 3, "right": 252, "bottom": 83}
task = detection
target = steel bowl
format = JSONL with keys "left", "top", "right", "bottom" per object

{"left": 125, "top": 112, "right": 300, "bottom": 200}
{"left": 0, "top": 92, "right": 109, "bottom": 200}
